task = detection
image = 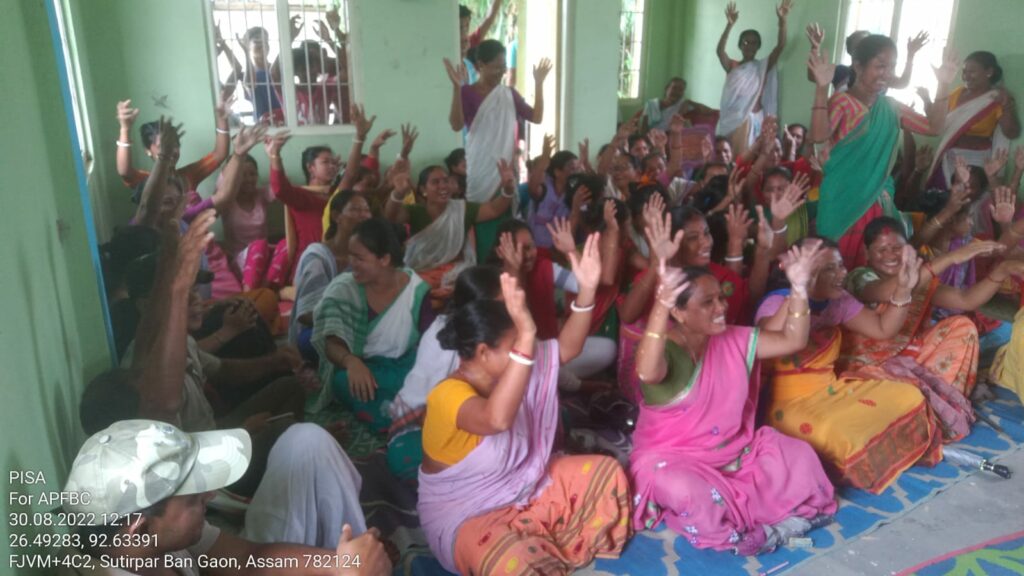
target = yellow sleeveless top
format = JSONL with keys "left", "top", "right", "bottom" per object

{"left": 422, "top": 379, "right": 483, "bottom": 465}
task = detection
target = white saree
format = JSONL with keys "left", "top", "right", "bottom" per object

{"left": 465, "top": 85, "right": 517, "bottom": 204}
{"left": 928, "top": 89, "right": 1009, "bottom": 187}
{"left": 717, "top": 59, "right": 778, "bottom": 150}
{"left": 403, "top": 199, "right": 476, "bottom": 291}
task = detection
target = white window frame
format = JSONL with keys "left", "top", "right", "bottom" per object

{"left": 54, "top": 0, "right": 94, "bottom": 173}
{"left": 837, "top": 0, "right": 960, "bottom": 107}
{"left": 201, "top": 0, "right": 359, "bottom": 136}
{"left": 617, "top": 0, "right": 648, "bottom": 103}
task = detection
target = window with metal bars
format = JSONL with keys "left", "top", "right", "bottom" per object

{"left": 618, "top": 0, "right": 646, "bottom": 100}
{"left": 206, "top": 0, "right": 353, "bottom": 130}
{"left": 839, "top": 0, "right": 958, "bottom": 108}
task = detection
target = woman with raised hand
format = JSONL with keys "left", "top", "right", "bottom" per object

{"left": 384, "top": 157, "right": 514, "bottom": 301}
{"left": 418, "top": 235, "right": 631, "bottom": 575}
{"left": 631, "top": 241, "right": 836, "bottom": 554}
{"left": 808, "top": 30, "right": 959, "bottom": 268}
{"left": 116, "top": 96, "right": 231, "bottom": 200}
{"left": 843, "top": 216, "right": 1023, "bottom": 405}
{"left": 715, "top": 0, "right": 792, "bottom": 154}
{"left": 311, "top": 219, "right": 431, "bottom": 432}
{"left": 925, "top": 51, "right": 1021, "bottom": 189}
{"left": 756, "top": 238, "right": 948, "bottom": 493}
{"left": 445, "top": 39, "right": 552, "bottom": 254}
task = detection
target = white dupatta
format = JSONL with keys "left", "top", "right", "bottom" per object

{"left": 311, "top": 270, "right": 424, "bottom": 411}
{"left": 403, "top": 199, "right": 476, "bottom": 290}
{"left": 928, "top": 89, "right": 1009, "bottom": 186}
{"left": 288, "top": 243, "right": 338, "bottom": 345}
{"left": 466, "top": 85, "right": 517, "bottom": 203}
{"left": 717, "top": 59, "right": 778, "bottom": 142}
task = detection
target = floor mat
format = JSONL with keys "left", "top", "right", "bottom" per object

{"left": 895, "top": 529, "right": 1024, "bottom": 576}
{"left": 309, "top": 386, "right": 1024, "bottom": 576}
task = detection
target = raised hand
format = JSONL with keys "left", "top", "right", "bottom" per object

{"left": 233, "top": 124, "right": 268, "bottom": 155}
{"left": 547, "top": 217, "right": 577, "bottom": 257}
{"left": 116, "top": 99, "right": 140, "bottom": 128}
{"left": 725, "top": 203, "right": 753, "bottom": 245}
{"left": 934, "top": 46, "right": 960, "bottom": 85}
{"left": 792, "top": 171, "right": 812, "bottom": 194}
{"left": 603, "top": 199, "right": 620, "bottom": 232}
{"left": 776, "top": 0, "right": 794, "bottom": 21}
{"left": 897, "top": 244, "right": 922, "bottom": 291}
{"left": 350, "top": 103, "right": 376, "bottom": 141}
{"left": 389, "top": 161, "right": 412, "bottom": 195}
{"left": 314, "top": 19, "right": 334, "bottom": 45}
{"left": 288, "top": 14, "right": 303, "bottom": 39}
{"left": 500, "top": 272, "right": 537, "bottom": 335}
{"left": 808, "top": 49, "right": 836, "bottom": 89}
{"left": 771, "top": 181, "right": 808, "bottom": 222}
{"left": 915, "top": 144, "right": 934, "bottom": 173}
{"left": 497, "top": 158, "right": 516, "bottom": 190}
{"left": 907, "top": 31, "right": 929, "bottom": 55}
{"left": 945, "top": 181, "right": 972, "bottom": 215}
{"left": 648, "top": 129, "right": 668, "bottom": 151}
{"left": 990, "top": 186, "right": 1017, "bottom": 225}
{"left": 157, "top": 116, "right": 184, "bottom": 160}
{"left": 371, "top": 128, "right": 397, "bottom": 150}
{"left": 325, "top": 6, "right": 342, "bottom": 33}
{"left": 725, "top": 1, "right": 739, "bottom": 24}
{"left": 263, "top": 130, "right": 292, "bottom": 157}
{"left": 571, "top": 184, "right": 593, "bottom": 214}
{"left": 669, "top": 113, "right": 687, "bottom": 135}
{"left": 656, "top": 259, "right": 690, "bottom": 309}
{"left": 644, "top": 209, "right": 683, "bottom": 264}
{"left": 725, "top": 168, "right": 744, "bottom": 205}
{"left": 533, "top": 58, "right": 553, "bottom": 84}
{"left": 176, "top": 209, "right": 216, "bottom": 286}
{"left": 569, "top": 233, "right": 603, "bottom": 291}
{"left": 781, "top": 239, "right": 826, "bottom": 295}
{"left": 953, "top": 154, "right": 971, "bottom": 186}
{"left": 954, "top": 240, "right": 1006, "bottom": 263}
{"left": 645, "top": 188, "right": 666, "bottom": 218}
{"left": 215, "top": 93, "right": 234, "bottom": 123}
{"left": 443, "top": 58, "right": 468, "bottom": 87}
{"left": 578, "top": 138, "right": 590, "bottom": 166}
{"left": 400, "top": 123, "right": 419, "bottom": 159}
{"left": 541, "top": 133, "right": 556, "bottom": 159}
{"left": 497, "top": 231, "right": 525, "bottom": 275}
{"left": 755, "top": 205, "right": 774, "bottom": 250}
{"left": 806, "top": 23, "right": 824, "bottom": 52}
{"left": 985, "top": 148, "right": 1009, "bottom": 180}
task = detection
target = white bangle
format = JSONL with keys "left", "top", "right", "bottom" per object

{"left": 115, "top": 140, "right": 131, "bottom": 148}
{"left": 724, "top": 255, "right": 744, "bottom": 262}
{"left": 772, "top": 223, "right": 789, "bottom": 235}
{"left": 216, "top": 127, "right": 230, "bottom": 135}
{"left": 890, "top": 294, "right": 913, "bottom": 307}
{"left": 389, "top": 192, "right": 405, "bottom": 203}
{"left": 508, "top": 352, "right": 535, "bottom": 366}
{"left": 354, "top": 138, "right": 364, "bottom": 144}
{"left": 500, "top": 188, "right": 515, "bottom": 198}
{"left": 570, "top": 299, "right": 595, "bottom": 313}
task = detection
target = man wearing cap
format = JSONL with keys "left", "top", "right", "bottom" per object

{"left": 60, "top": 419, "right": 389, "bottom": 575}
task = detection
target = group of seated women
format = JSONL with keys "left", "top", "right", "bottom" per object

{"left": 90, "top": 8, "right": 1024, "bottom": 574}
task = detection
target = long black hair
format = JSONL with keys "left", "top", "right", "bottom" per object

{"left": 325, "top": 191, "right": 358, "bottom": 240}
{"left": 301, "top": 145, "right": 332, "bottom": 183}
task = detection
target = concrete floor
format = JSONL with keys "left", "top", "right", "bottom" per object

{"left": 790, "top": 448, "right": 1024, "bottom": 576}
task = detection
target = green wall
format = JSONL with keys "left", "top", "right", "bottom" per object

{"left": 562, "top": 0, "right": 621, "bottom": 149}
{"left": 0, "top": 0, "right": 111, "bottom": 562}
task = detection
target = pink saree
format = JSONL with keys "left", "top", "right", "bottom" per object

{"left": 630, "top": 326, "right": 837, "bottom": 554}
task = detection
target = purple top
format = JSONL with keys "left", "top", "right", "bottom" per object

{"left": 182, "top": 196, "right": 215, "bottom": 224}
{"left": 527, "top": 176, "right": 570, "bottom": 249}
{"left": 460, "top": 84, "right": 533, "bottom": 129}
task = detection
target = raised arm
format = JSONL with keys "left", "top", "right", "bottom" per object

{"left": 527, "top": 134, "right": 555, "bottom": 202}
{"left": 599, "top": 199, "right": 622, "bottom": 286}
{"left": 557, "top": 234, "right": 602, "bottom": 364}
{"left": 134, "top": 118, "right": 182, "bottom": 228}
{"left": 475, "top": 0, "right": 504, "bottom": 39}
{"left": 717, "top": 2, "right": 739, "bottom": 72}
{"left": 723, "top": 204, "right": 752, "bottom": 274}
{"left": 933, "top": 258, "right": 1024, "bottom": 311}
{"left": 209, "top": 94, "right": 232, "bottom": 167}
{"left": 456, "top": 274, "right": 537, "bottom": 434}
{"left": 133, "top": 211, "right": 215, "bottom": 423}
{"left": 912, "top": 178, "right": 969, "bottom": 248}
{"left": 338, "top": 104, "right": 375, "bottom": 190}
{"left": 753, "top": 241, "right": 823, "bottom": 358}
{"left": 997, "top": 88, "right": 1022, "bottom": 139}
{"left": 115, "top": 99, "right": 143, "bottom": 185}
{"left": 444, "top": 58, "right": 467, "bottom": 131}
{"left": 892, "top": 32, "right": 929, "bottom": 90}
{"left": 478, "top": 158, "right": 516, "bottom": 221}
{"left": 620, "top": 201, "right": 681, "bottom": 324}
{"left": 808, "top": 47, "right": 836, "bottom": 145}
{"left": 926, "top": 47, "right": 960, "bottom": 135}
{"left": 635, "top": 261, "right": 689, "bottom": 385}
{"left": 530, "top": 58, "right": 553, "bottom": 124}
{"left": 842, "top": 252, "right": 918, "bottom": 338}
{"left": 210, "top": 125, "right": 267, "bottom": 210}
{"left": 383, "top": 162, "right": 411, "bottom": 225}
{"left": 766, "top": 0, "right": 793, "bottom": 71}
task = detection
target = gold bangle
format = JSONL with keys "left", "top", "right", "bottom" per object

{"left": 788, "top": 308, "right": 809, "bottom": 319}
{"left": 644, "top": 331, "right": 666, "bottom": 339}
{"left": 985, "top": 275, "right": 1007, "bottom": 284}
